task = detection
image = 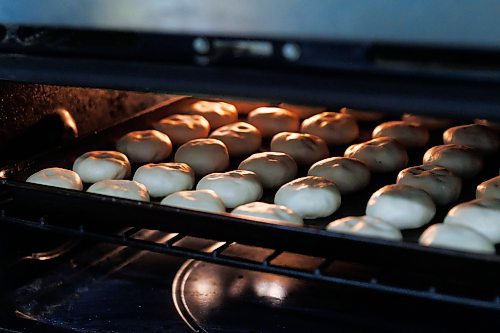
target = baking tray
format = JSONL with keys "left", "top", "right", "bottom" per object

{"left": 0, "top": 97, "right": 499, "bottom": 279}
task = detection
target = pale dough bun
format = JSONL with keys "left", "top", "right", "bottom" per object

{"left": 340, "top": 107, "right": 384, "bottom": 122}
{"left": 238, "top": 152, "right": 298, "bottom": 189}
{"left": 326, "top": 215, "right": 403, "bottom": 241}
{"left": 372, "top": 120, "right": 429, "bottom": 148}
{"left": 444, "top": 198, "right": 500, "bottom": 243}
{"left": 397, "top": 165, "right": 462, "bottom": 205}
{"left": 132, "top": 163, "right": 195, "bottom": 198}
{"left": 174, "top": 138, "right": 229, "bottom": 176}
{"left": 278, "top": 103, "right": 326, "bottom": 119}
{"left": 27, "top": 167, "right": 83, "bottom": 191}
{"left": 366, "top": 184, "right": 436, "bottom": 229}
{"left": 301, "top": 112, "right": 359, "bottom": 145}
{"left": 274, "top": 176, "right": 341, "bottom": 219}
{"left": 160, "top": 189, "right": 225, "bottom": 213}
{"left": 308, "top": 157, "right": 370, "bottom": 194}
{"left": 475, "top": 119, "right": 500, "bottom": 132}
{"left": 116, "top": 130, "right": 172, "bottom": 163}
{"left": 402, "top": 114, "right": 453, "bottom": 130}
{"left": 153, "top": 114, "right": 210, "bottom": 146}
{"left": 443, "top": 124, "right": 499, "bottom": 153}
{"left": 344, "top": 137, "right": 408, "bottom": 173}
{"left": 182, "top": 100, "right": 238, "bottom": 129}
{"left": 477, "top": 176, "right": 500, "bottom": 200}
{"left": 209, "top": 122, "right": 262, "bottom": 156}
{"left": 419, "top": 223, "right": 495, "bottom": 254}
{"left": 231, "top": 202, "right": 303, "bottom": 225}
{"left": 87, "top": 179, "right": 150, "bottom": 202}
{"left": 223, "top": 99, "right": 271, "bottom": 115}
{"left": 270, "top": 132, "right": 329, "bottom": 166}
{"left": 423, "top": 144, "right": 483, "bottom": 178}
{"left": 73, "top": 151, "right": 131, "bottom": 183}
{"left": 196, "top": 170, "right": 263, "bottom": 208}
{"left": 247, "top": 107, "right": 300, "bottom": 138}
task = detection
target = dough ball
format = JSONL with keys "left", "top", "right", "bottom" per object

{"left": 397, "top": 165, "right": 461, "bottom": 206}
{"left": 274, "top": 176, "right": 341, "bottom": 219}
{"left": 366, "top": 184, "right": 436, "bottom": 229}
{"left": 423, "top": 144, "right": 483, "bottom": 178}
{"left": 27, "top": 167, "right": 83, "bottom": 190}
{"left": 308, "top": 157, "right": 370, "bottom": 194}
{"left": 340, "top": 107, "right": 384, "bottom": 122}
{"left": 444, "top": 198, "right": 500, "bottom": 243}
{"left": 238, "top": 152, "right": 298, "bottom": 189}
{"left": 419, "top": 224, "right": 495, "bottom": 254}
{"left": 372, "top": 120, "right": 429, "bottom": 148}
{"left": 443, "top": 124, "right": 499, "bottom": 153}
{"left": 73, "top": 151, "right": 131, "bottom": 183}
{"left": 174, "top": 138, "right": 229, "bottom": 176}
{"left": 344, "top": 137, "right": 408, "bottom": 173}
{"left": 247, "top": 107, "right": 300, "bottom": 138}
{"left": 116, "top": 130, "right": 172, "bottom": 163}
{"left": 160, "top": 189, "right": 225, "bottom": 213}
{"left": 153, "top": 114, "right": 210, "bottom": 146}
{"left": 223, "top": 99, "right": 271, "bottom": 115}
{"left": 209, "top": 122, "right": 262, "bottom": 156}
{"left": 477, "top": 176, "right": 500, "bottom": 200}
{"left": 182, "top": 100, "right": 237, "bottom": 129}
{"left": 270, "top": 132, "right": 329, "bottom": 166}
{"left": 231, "top": 202, "right": 303, "bottom": 225}
{"left": 402, "top": 114, "right": 453, "bottom": 130}
{"left": 475, "top": 119, "right": 500, "bottom": 132}
{"left": 196, "top": 170, "right": 263, "bottom": 208}
{"left": 87, "top": 179, "right": 150, "bottom": 202}
{"left": 133, "top": 163, "right": 194, "bottom": 198}
{"left": 326, "top": 215, "right": 403, "bottom": 241}
{"left": 301, "top": 112, "right": 359, "bottom": 145}
{"left": 278, "top": 103, "right": 326, "bottom": 119}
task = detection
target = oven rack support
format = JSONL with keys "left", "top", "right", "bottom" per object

{"left": 1, "top": 208, "right": 500, "bottom": 312}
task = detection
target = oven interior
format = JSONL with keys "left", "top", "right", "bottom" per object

{"left": 0, "top": 20, "right": 499, "bottom": 332}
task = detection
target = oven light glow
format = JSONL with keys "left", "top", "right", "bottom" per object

{"left": 0, "top": 170, "right": 6, "bottom": 178}
{"left": 254, "top": 280, "right": 286, "bottom": 301}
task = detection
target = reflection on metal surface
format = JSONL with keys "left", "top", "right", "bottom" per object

{"left": 254, "top": 280, "right": 286, "bottom": 304}
{"left": 54, "top": 108, "right": 78, "bottom": 139}
{"left": 22, "top": 240, "right": 77, "bottom": 261}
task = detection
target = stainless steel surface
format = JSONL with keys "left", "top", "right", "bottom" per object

{"left": 1, "top": 0, "right": 500, "bottom": 48}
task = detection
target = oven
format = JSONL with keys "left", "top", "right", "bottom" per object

{"left": 0, "top": 2, "right": 499, "bottom": 332}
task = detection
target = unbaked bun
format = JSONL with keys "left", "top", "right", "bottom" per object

{"left": 274, "top": 176, "right": 341, "bottom": 219}
{"left": 279, "top": 103, "right": 326, "bottom": 119}
{"left": 116, "top": 130, "right": 172, "bottom": 163}
{"left": 308, "top": 157, "right": 370, "bottom": 194}
{"left": 366, "top": 184, "right": 436, "bottom": 229}
{"left": 423, "top": 144, "right": 483, "bottom": 178}
{"left": 326, "top": 215, "right": 403, "bottom": 241}
{"left": 161, "top": 189, "right": 225, "bottom": 213}
{"left": 231, "top": 202, "right": 303, "bottom": 225}
{"left": 340, "top": 107, "right": 384, "bottom": 122}
{"left": 174, "top": 138, "right": 229, "bottom": 176}
{"left": 209, "top": 122, "right": 262, "bottom": 156}
{"left": 133, "top": 163, "right": 195, "bottom": 197}
{"left": 270, "top": 132, "right": 329, "bottom": 166}
{"left": 247, "top": 107, "right": 300, "bottom": 138}
{"left": 301, "top": 112, "right": 359, "bottom": 145}
{"left": 238, "top": 152, "right": 298, "bottom": 189}
{"left": 419, "top": 224, "right": 495, "bottom": 254}
{"left": 73, "top": 151, "right": 131, "bottom": 183}
{"left": 182, "top": 100, "right": 237, "bottom": 129}
{"left": 402, "top": 114, "right": 453, "bottom": 130}
{"left": 87, "top": 179, "right": 150, "bottom": 202}
{"left": 344, "top": 137, "right": 408, "bottom": 173}
{"left": 372, "top": 121, "right": 429, "bottom": 148}
{"left": 196, "top": 170, "right": 263, "bottom": 208}
{"left": 223, "top": 99, "right": 270, "bottom": 115}
{"left": 27, "top": 167, "right": 83, "bottom": 191}
{"left": 443, "top": 124, "right": 499, "bottom": 153}
{"left": 397, "top": 165, "right": 462, "bottom": 206}
{"left": 476, "top": 176, "right": 500, "bottom": 200}
{"left": 444, "top": 198, "right": 500, "bottom": 243}
{"left": 153, "top": 114, "right": 210, "bottom": 146}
